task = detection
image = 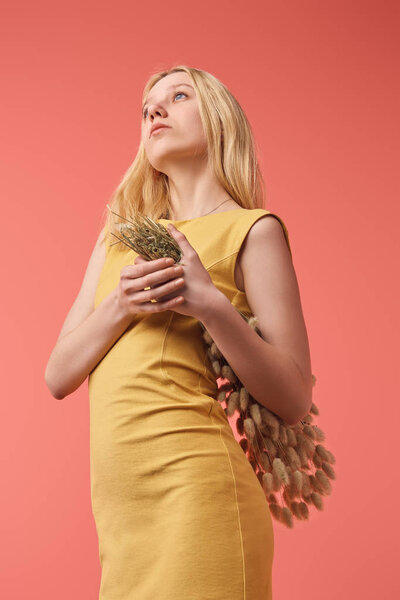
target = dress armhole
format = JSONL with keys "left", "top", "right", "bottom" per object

{"left": 229, "top": 211, "right": 292, "bottom": 295}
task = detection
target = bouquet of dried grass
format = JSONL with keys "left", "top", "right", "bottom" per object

{"left": 106, "top": 204, "right": 183, "bottom": 263}
{"left": 199, "top": 319, "right": 336, "bottom": 529}
{"left": 106, "top": 206, "right": 336, "bottom": 529}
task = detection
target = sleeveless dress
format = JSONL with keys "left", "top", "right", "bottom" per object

{"left": 88, "top": 207, "right": 291, "bottom": 600}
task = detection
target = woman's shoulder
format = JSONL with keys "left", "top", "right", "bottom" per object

{"left": 221, "top": 206, "right": 292, "bottom": 260}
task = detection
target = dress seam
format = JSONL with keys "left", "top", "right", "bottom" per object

{"left": 209, "top": 408, "right": 246, "bottom": 599}
{"left": 160, "top": 312, "right": 175, "bottom": 381}
{"left": 206, "top": 250, "right": 238, "bottom": 271}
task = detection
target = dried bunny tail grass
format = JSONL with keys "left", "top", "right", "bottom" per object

{"left": 302, "top": 413, "right": 314, "bottom": 424}
{"left": 315, "top": 444, "right": 331, "bottom": 462}
{"left": 269, "top": 503, "right": 282, "bottom": 521}
{"left": 243, "top": 418, "right": 256, "bottom": 440}
{"left": 216, "top": 383, "right": 234, "bottom": 403}
{"left": 202, "top": 329, "right": 213, "bottom": 345}
{"left": 261, "top": 407, "right": 280, "bottom": 430}
{"left": 286, "top": 427, "right": 298, "bottom": 447}
{"left": 286, "top": 471, "right": 299, "bottom": 499}
{"left": 239, "top": 437, "right": 249, "bottom": 453}
{"left": 211, "top": 361, "right": 221, "bottom": 377}
{"left": 220, "top": 382, "right": 235, "bottom": 392}
{"left": 279, "top": 423, "right": 289, "bottom": 445}
{"left": 326, "top": 449, "right": 336, "bottom": 465}
{"left": 312, "top": 451, "right": 323, "bottom": 469}
{"left": 236, "top": 416, "right": 244, "bottom": 436}
{"left": 315, "top": 470, "right": 332, "bottom": 495}
{"left": 282, "top": 507, "right": 294, "bottom": 528}
{"left": 210, "top": 342, "right": 222, "bottom": 359}
{"left": 207, "top": 347, "right": 215, "bottom": 362}
{"left": 291, "top": 501, "right": 310, "bottom": 521}
{"left": 286, "top": 447, "right": 302, "bottom": 470}
{"left": 321, "top": 462, "right": 336, "bottom": 480}
{"left": 249, "top": 402, "right": 262, "bottom": 426}
{"left": 301, "top": 472, "right": 312, "bottom": 496}
{"left": 290, "top": 501, "right": 304, "bottom": 520}
{"left": 197, "top": 307, "right": 336, "bottom": 528}
{"left": 303, "top": 424, "right": 316, "bottom": 441}
{"left": 311, "top": 492, "right": 324, "bottom": 510}
{"left": 269, "top": 502, "right": 294, "bottom": 529}
{"left": 226, "top": 391, "right": 240, "bottom": 416}
{"left": 309, "top": 474, "right": 325, "bottom": 495}
{"left": 298, "top": 434, "right": 316, "bottom": 458}
{"left": 301, "top": 492, "right": 313, "bottom": 505}
{"left": 259, "top": 422, "right": 269, "bottom": 436}
{"left": 262, "top": 472, "right": 274, "bottom": 494}
{"left": 292, "top": 470, "right": 304, "bottom": 494}
{"left": 239, "top": 387, "right": 249, "bottom": 412}
{"left": 282, "top": 488, "right": 293, "bottom": 507}
{"left": 298, "top": 445, "right": 310, "bottom": 468}
{"left": 250, "top": 429, "right": 270, "bottom": 473}
{"left": 298, "top": 502, "right": 310, "bottom": 520}
{"left": 312, "top": 425, "right": 326, "bottom": 442}
{"left": 261, "top": 451, "right": 273, "bottom": 471}
{"left": 272, "top": 458, "right": 290, "bottom": 486}
{"left": 217, "top": 389, "right": 228, "bottom": 403}
{"left": 263, "top": 436, "right": 278, "bottom": 459}
{"left": 221, "top": 365, "right": 237, "bottom": 383}
{"left": 266, "top": 424, "right": 280, "bottom": 443}
{"left": 272, "top": 467, "right": 283, "bottom": 491}
{"left": 285, "top": 464, "right": 292, "bottom": 478}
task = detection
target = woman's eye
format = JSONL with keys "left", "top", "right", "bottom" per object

{"left": 142, "top": 91, "right": 187, "bottom": 119}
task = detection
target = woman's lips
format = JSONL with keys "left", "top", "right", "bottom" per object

{"left": 150, "top": 125, "right": 171, "bottom": 137}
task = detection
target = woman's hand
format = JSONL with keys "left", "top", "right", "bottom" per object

{"left": 116, "top": 255, "right": 187, "bottom": 316}
{"left": 134, "top": 223, "right": 222, "bottom": 321}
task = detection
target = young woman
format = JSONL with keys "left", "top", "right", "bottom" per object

{"left": 45, "top": 65, "right": 313, "bottom": 599}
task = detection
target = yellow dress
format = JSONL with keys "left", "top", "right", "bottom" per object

{"left": 88, "top": 207, "right": 291, "bottom": 600}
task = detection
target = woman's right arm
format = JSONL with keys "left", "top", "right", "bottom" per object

{"left": 45, "top": 288, "right": 134, "bottom": 400}
{"left": 44, "top": 226, "right": 133, "bottom": 400}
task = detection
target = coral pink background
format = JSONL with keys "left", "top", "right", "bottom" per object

{"left": 1, "top": 1, "right": 398, "bottom": 598}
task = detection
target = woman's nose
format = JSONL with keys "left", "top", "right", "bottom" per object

{"left": 148, "top": 104, "right": 166, "bottom": 119}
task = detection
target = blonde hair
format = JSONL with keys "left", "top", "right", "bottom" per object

{"left": 101, "top": 64, "right": 267, "bottom": 252}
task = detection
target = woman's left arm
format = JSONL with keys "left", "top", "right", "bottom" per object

{"left": 199, "top": 216, "right": 313, "bottom": 426}
{"left": 135, "top": 218, "right": 313, "bottom": 426}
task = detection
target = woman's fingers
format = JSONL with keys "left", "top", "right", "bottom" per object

{"left": 142, "top": 294, "right": 185, "bottom": 313}
{"left": 121, "top": 259, "right": 182, "bottom": 292}
{"left": 140, "top": 276, "right": 185, "bottom": 303}
{"left": 117, "top": 255, "right": 185, "bottom": 315}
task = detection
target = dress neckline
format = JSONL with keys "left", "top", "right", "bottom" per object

{"left": 157, "top": 207, "right": 246, "bottom": 223}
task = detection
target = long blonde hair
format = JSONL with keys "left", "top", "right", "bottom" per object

{"left": 101, "top": 64, "right": 267, "bottom": 251}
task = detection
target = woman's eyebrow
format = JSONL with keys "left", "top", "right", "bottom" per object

{"left": 142, "top": 83, "right": 194, "bottom": 110}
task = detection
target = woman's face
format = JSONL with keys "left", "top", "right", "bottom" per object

{"left": 141, "top": 72, "right": 208, "bottom": 174}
